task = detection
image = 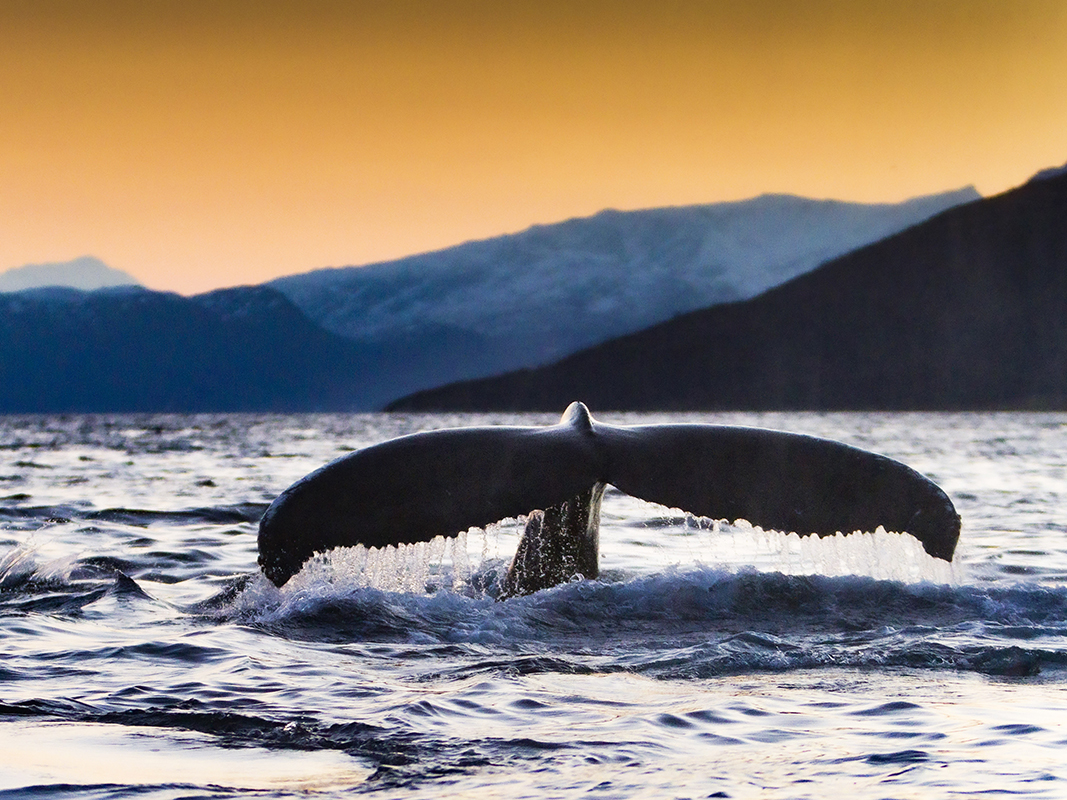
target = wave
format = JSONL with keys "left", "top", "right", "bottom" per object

{"left": 4, "top": 525, "right": 1066, "bottom": 679}
{"left": 0, "top": 503, "right": 266, "bottom": 527}
{"left": 182, "top": 565, "right": 1066, "bottom": 678}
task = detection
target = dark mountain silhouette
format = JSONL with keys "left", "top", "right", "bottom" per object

{"left": 389, "top": 171, "right": 1067, "bottom": 412}
{"left": 0, "top": 285, "right": 423, "bottom": 412}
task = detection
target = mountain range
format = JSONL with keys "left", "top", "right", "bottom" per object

{"left": 0, "top": 257, "right": 140, "bottom": 293}
{"left": 390, "top": 169, "right": 1067, "bottom": 412}
{"left": 270, "top": 189, "right": 977, "bottom": 390}
{"left": 0, "top": 188, "right": 980, "bottom": 412}
{"left": 1, "top": 286, "right": 357, "bottom": 412}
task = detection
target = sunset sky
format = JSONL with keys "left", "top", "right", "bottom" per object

{"left": 3, "top": 0, "right": 1066, "bottom": 295}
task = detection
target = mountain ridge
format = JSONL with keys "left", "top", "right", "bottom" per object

{"left": 0, "top": 285, "right": 372, "bottom": 412}
{"left": 272, "top": 188, "right": 977, "bottom": 359}
{"left": 0, "top": 256, "right": 141, "bottom": 293}
{"left": 15, "top": 181, "right": 1060, "bottom": 413}
{"left": 266, "top": 187, "right": 978, "bottom": 403}
{"left": 388, "top": 172, "right": 1067, "bottom": 412}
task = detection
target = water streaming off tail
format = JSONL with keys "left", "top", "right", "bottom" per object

{"left": 282, "top": 528, "right": 503, "bottom": 596}
{"left": 693, "top": 520, "right": 960, "bottom": 585}
{"left": 265, "top": 510, "right": 957, "bottom": 603}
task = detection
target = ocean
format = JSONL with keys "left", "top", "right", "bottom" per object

{"left": 1, "top": 411, "right": 1065, "bottom": 798}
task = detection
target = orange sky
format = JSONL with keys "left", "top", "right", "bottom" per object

{"left": 3, "top": 0, "right": 1066, "bottom": 295}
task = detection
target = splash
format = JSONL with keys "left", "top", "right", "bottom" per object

{"left": 760, "top": 525, "right": 959, "bottom": 584}
{"left": 267, "top": 509, "right": 961, "bottom": 604}
{"left": 620, "top": 513, "right": 961, "bottom": 587}
{"left": 0, "top": 544, "right": 84, "bottom": 588}
{"left": 0, "top": 545, "right": 36, "bottom": 589}
{"left": 690, "top": 518, "right": 960, "bottom": 585}
{"left": 283, "top": 529, "right": 490, "bottom": 596}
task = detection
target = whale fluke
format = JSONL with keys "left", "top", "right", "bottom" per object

{"left": 258, "top": 402, "right": 960, "bottom": 591}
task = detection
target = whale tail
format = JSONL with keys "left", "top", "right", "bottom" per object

{"left": 258, "top": 402, "right": 960, "bottom": 590}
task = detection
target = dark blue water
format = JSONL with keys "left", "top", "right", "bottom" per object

{"left": 1, "top": 412, "right": 1066, "bottom": 798}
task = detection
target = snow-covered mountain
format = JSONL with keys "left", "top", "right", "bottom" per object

{"left": 271, "top": 188, "right": 979, "bottom": 386}
{"left": 0, "top": 256, "right": 141, "bottom": 293}
{"left": 388, "top": 170, "right": 1067, "bottom": 412}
